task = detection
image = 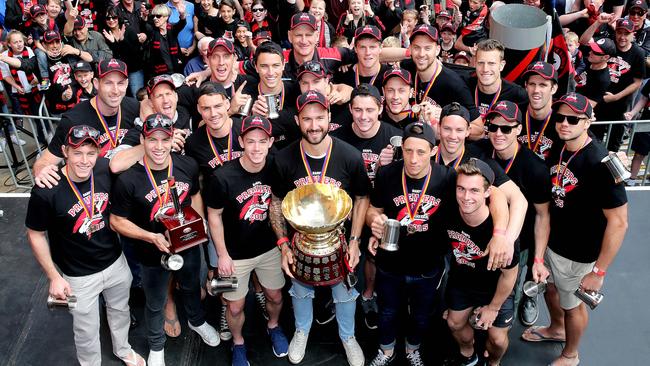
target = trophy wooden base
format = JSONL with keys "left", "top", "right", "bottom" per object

{"left": 159, "top": 207, "right": 208, "bottom": 253}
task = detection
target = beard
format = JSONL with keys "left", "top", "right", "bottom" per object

{"left": 301, "top": 127, "right": 327, "bottom": 145}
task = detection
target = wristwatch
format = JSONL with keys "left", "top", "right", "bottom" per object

{"left": 349, "top": 235, "right": 360, "bottom": 243}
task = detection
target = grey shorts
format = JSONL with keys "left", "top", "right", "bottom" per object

{"left": 545, "top": 248, "right": 594, "bottom": 310}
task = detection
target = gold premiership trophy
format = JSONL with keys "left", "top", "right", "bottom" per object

{"left": 282, "top": 183, "right": 352, "bottom": 286}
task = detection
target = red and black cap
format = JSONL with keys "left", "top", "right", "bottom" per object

{"left": 403, "top": 121, "right": 436, "bottom": 146}
{"left": 97, "top": 58, "right": 128, "bottom": 78}
{"left": 382, "top": 67, "right": 412, "bottom": 86}
{"left": 73, "top": 60, "right": 93, "bottom": 73}
{"left": 297, "top": 60, "right": 328, "bottom": 79}
{"left": 296, "top": 90, "right": 330, "bottom": 112}
{"left": 522, "top": 61, "right": 558, "bottom": 82}
{"left": 454, "top": 51, "right": 471, "bottom": 62}
{"left": 486, "top": 100, "right": 522, "bottom": 123}
{"left": 437, "top": 10, "right": 452, "bottom": 19}
{"left": 43, "top": 30, "right": 61, "bottom": 43}
{"left": 147, "top": 74, "right": 176, "bottom": 95}
{"left": 66, "top": 125, "right": 100, "bottom": 148}
{"left": 74, "top": 16, "right": 86, "bottom": 30}
{"left": 253, "top": 30, "right": 272, "bottom": 43}
{"left": 30, "top": 4, "right": 46, "bottom": 18}
{"left": 440, "top": 22, "right": 456, "bottom": 33}
{"left": 629, "top": 0, "right": 648, "bottom": 11}
{"left": 241, "top": 115, "right": 273, "bottom": 136}
{"left": 354, "top": 25, "right": 382, "bottom": 41}
{"left": 290, "top": 12, "right": 317, "bottom": 30}
{"left": 208, "top": 38, "right": 235, "bottom": 55}
{"left": 589, "top": 38, "right": 616, "bottom": 56}
{"left": 142, "top": 113, "right": 174, "bottom": 136}
{"left": 616, "top": 18, "right": 635, "bottom": 32}
{"left": 553, "top": 92, "right": 593, "bottom": 119}
{"left": 410, "top": 24, "right": 439, "bottom": 43}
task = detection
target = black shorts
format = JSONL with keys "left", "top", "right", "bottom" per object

{"left": 446, "top": 286, "right": 515, "bottom": 328}
{"left": 632, "top": 132, "right": 650, "bottom": 155}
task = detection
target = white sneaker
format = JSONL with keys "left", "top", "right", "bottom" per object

{"left": 148, "top": 349, "right": 165, "bottom": 366}
{"left": 342, "top": 337, "right": 365, "bottom": 366}
{"left": 288, "top": 329, "right": 309, "bottom": 364}
{"left": 0, "top": 138, "right": 5, "bottom": 153}
{"left": 10, "top": 134, "right": 25, "bottom": 146}
{"left": 188, "top": 321, "right": 220, "bottom": 347}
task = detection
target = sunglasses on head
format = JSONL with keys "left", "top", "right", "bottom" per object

{"left": 147, "top": 75, "right": 173, "bottom": 90}
{"left": 252, "top": 7, "right": 265, "bottom": 12}
{"left": 298, "top": 62, "right": 325, "bottom": 75}
{"left": 143, "top": 115, "right": 173, "bottom": 135}
{"left": 629, "top": 10, "right": 646, "bottom": 16}
{"left": 552, "top": 112, "right": 584, "bottom": 125}
{"left": 67, "top": 126, "right": 100, "bottom": 147}
{"left": 486, "top": 122, "right": 519, "bottom": 134}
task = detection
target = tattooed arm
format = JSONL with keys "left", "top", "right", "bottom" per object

{"left": 270, "top": 193, "right": 294, "bottom": 278}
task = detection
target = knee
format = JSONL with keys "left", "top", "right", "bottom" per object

{"left": 265, "top": 290, "right": 283, "bottom": 305}
{"left": 227, "top": 301, "right": 245, "bottom": 317}
{"left": 332, "top": 284, "right": 358, "bottom": 304}
{"left": 446, "top": 315, "right": 466, "bottom": 332}
{"left": 488, "top": 331, "right": 508, "bottom": 349}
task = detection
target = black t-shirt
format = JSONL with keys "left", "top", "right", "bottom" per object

{"left": 435, "top": 142, "right": 511, "bottom": 187}
{"left": 332, "top": 64, "right": 391, "bottom": 93}
{"left": 577, "top": 67, "right": 610, "bottom": 105}
{"left": 382, "top": 111, "right": 418, "bottom": 130}
{"left": 184, "top": 122, "right": 244, "bottom": 179}
{"left": 271, "top": 137, "right": 371, "bottom": 200}
{"left": 440, "top": 44, "right": 459, "bottom": 64}
{"left": 49, "top": 97, "right": 140, "bottom": 158}
{"left": 331, "top": 122, "right": 403, "bottom": 184}
{"left": 110, "top": 154, "right": 201, "bottom": 266}
{"left": 546, "top": 140, "right": 627, "bottom": 263}
{"left": 205, "top": 158, "right": 276, "bottom": 259}
{"left": 401, "top": 59, "right": 481, "bottom": 122}
{"left": 240, "top": 47, "right": 357, "bottom": 80}
{"left": 516, "top": 106, "right": 560, "bottom": 161}
{"left": 445, "top": 213, "right": 519, "bottom": 294}
{"left": 45, "top": 55, "right": 80, "bottom": 114}
{"left": 176, "top": 75, "right": 248, "bottom": 125}
{"left": 475, "top": 140, "right": 551, "bottom": 251}
{"left": 459, "top": 3, "right": 488, "bottom": 46}
{"left": 640, "top": 81, "right": 650, "bottom": 120}
{"left": 121, "top": 106, "right": 194, "bottom": 147}
{"left": 25, "top": 159, "right": 121, "bottom": 276}
{"left": 467, "top": 78, "right": 529, "bottom": 120}
{"left": 603, "top": 43, "right": 646, "bottom": 112}
{"left": 371, "top": 161, "right": 456, "bottom": 275}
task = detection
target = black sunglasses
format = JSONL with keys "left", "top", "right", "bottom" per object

{"left": 152, "top": 14, "right": 165, "bottom": 19}
{"left": 629, "top": 10, "right": 646, "bottom": 16}
{"left": 67, "top": 125, "right": 100, "bottom": 147}
{"left": 552, "top": 112, "right": 583, "bottom": 125}
{"left": 252, "top": 7, "right": 265, "bottom": 12}
{"left": 298, "top": 61, "right": 325, "bottom": 75}
{"left": 487, "top": 122, "right": 519, "bottom": 134}
{"left": 106, "top": 15, "right": 118, "bottom": 20}
{"left": 143, "top": 115, "right": 173, "bottom": 134}
{"left": 147, "top": 75, "right": 174, "bottom": 90}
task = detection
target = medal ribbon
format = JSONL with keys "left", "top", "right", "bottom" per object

{"left": 65, "top": 166, "right": 94, "bottom": 221}
{"left": 354, "top": 64, "right": 380, "bottom": 87}
{"left": 434, "top": 145, "right": 464, "bottom": 169}
{"left": 143, "top": 156, "right": 174, "bottom": 210}
{"left": 555, "top": 138, "right": 591, "bottom": 190}
{"left": 91, "top": 96, "right": 121, "bottom": 148}
{"left": 492, "top": 144, "right": 519, "bottom": 174}
{"left": 475, "top": 83, "right": 501, "bottom": 118}
{"left": 401, "top": 166, "right": 432, "bottom": 221}
{"left": 299, "top": 140, "right": 333, "bottom": 184}
{"left": 206, "top": 127, "right": 232, "bottom": 165}
{"left": 414, "top": 61, "right": 441, "bottom": 104}
{"left": 525, "top": 110, "right": 552, "bottom": 154}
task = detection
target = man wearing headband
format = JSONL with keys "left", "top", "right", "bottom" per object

{"left": 206, "top": 115, "right": 289, "bottom": 366}
{"left": 269, "top": 90, "right": 370, "bottom": 366}
{"left": 522, "top": 93, "right": 628, "bottom": 366}
{"left": 443, "top": 159, "right": 520, "bottom": 366}
{"left": 366, "top": 122, "right": 508, "bottom": 366}
{"left": 110, "top": 113, "right": 220, "bottom": 366}
{"left": 26, "top": 125, "right": 145, "bottom": 366}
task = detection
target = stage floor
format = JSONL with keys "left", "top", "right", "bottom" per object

{"left": 1, "top": 190, "right": 649, "bottom": 366}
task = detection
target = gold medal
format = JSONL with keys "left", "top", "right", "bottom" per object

{"left": 407, "top": 225, "right": 416, "bottom": 234}
{"left": 411, "top": 104, "right": 421, "bottom": 114}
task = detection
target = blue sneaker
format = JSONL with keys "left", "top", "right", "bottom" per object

{"left": 232, "top": 344, "right": 250, "bottom": 366}
{"left": 268, "top": 326, "right": 289, "bottom": 357}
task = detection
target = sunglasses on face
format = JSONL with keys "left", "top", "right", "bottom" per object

{"left": 252, "top": 7, "right": 265, "bottom": 12}
{"left": 106, "top": 15, "right": 118, "bottom": 20}
{"left": 552, "top": 112, "right": 584, "bottom": 125}
{"left": 487, "top": 122, "right": 519, "bottom": 134}
{"left": 67, "top": 126, "right": 100, "bottom": 147}
{"left": 629, "top": 10, "right": 646, "bottom": 16}
{"left": 152, "top": 14, "right": 165, "bottom": 19}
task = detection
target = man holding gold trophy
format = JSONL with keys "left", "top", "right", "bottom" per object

{"left": 269, "top": 90, "right": 371, "bottom": 366}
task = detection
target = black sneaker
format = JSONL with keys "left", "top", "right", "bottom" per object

{"left": 442, "top": 353, "right": 479, "bottom": 366}
{"left": 315, "top": 298, "right": 335, "bottom": 325}
{"left": 255, "top": 291, "right": 270, "bottom": 320}
{"left": 405, "top": 350, "right": 425, "bottom": 366}
{"left": 368, "top": 350, "right": 395, "bottom": 366}
{"left": 519, "top": 295, "right": 539, "bottom": 326}
{"left": 361, "top": 294, "right": 379, "bottom": 330}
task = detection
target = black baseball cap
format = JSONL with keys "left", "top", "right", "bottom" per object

{"left": 553, "top": 92, "right": 593, "bottom": 119}
{"left": 351, "top": 83, "right": 382, "bottom": 104}
{"left": 629, "top": 0, "right": 648, "bottom": 11}
{"left": 486, "top": 100, "right": 522, "bottom": 123}
{"left": 43, "top": 30, "right": 61, "bottom": 43}
{"left": 290, "top": 12, "right": 317, "bottom": 30}
{"left": 522, "top": 61, "right": 558, "bottom": 82}
{"left": 74, "top": 17, "right": 86, "bottom": 30}
{"left": 208, "top": 38, "right": 235, "bottom": 55}
{"left": 465, "top": 158, "right": 495, "bottom": 185}
{"left": 382, "top": 67, "right": 412, "bottom": 86}
{"left": 437, "top": 10, "right": 452, "bottom": 19}
{"left": 241, "top": 115, "right": 272, "bottom": 137}
{"left": 403, "top": 121, "right": 436, "bottom": 146}
{"left": 410, "top": 24, "right": 439, "bottom": 43}
{"left": 142, "top": 113, "right": 174, "bottom": 136}
{"left": 147, "top": 74, "right": 176, "bottom": 95}
{"left": 440, "top": 22, "right": 456, "bottom": 33}
{"left": 355, "top": 25, "right": 382, "bottom": 41}
{"left": 97, "top": 59, "right": 128, "bottom": 78}
{"left": 73, "top": 61, "right": 93, "bottom": 73}
{"left": 30, "top": 4, "right": 46, "bottom": 18}
{"left": 616, "top": 18, "right": 635, "bottom": 32}
{"left": 296, "top": 90, "right": 330, "bottom": 112}
{"left": 589, "top": 38, "right": 616, "bottom": 56}
{"left": 297, "top": 61, "right": 328, "bottom": 79}
{"left": 454, "top": 51, "right": 471, "bottom": 62}
{"left": 253, "top": 30, "right": 272, "bottom": 43}
{"left": 440, "top": 102, "right": 470, "bottom": 124}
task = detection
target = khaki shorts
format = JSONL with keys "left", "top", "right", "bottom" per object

{"left": 223, "top": 247, "right": 285, "bottom": 301}
{"left": 545, "top": 247, "right": 594, "bottom": 310}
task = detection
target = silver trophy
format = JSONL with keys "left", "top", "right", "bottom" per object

{"left": 264, "top": 94, "right": 280, "bottom": 119}
{"left": 161, "top": 253, "right": 184, "bottom": 271}
{"left": 601, "top": 152, "right": 631, "bottom": 184}
{"left": 380, "top": 219, "right": 400, "bottom": 251}
{"left": 207, "top": 276, "right": 239, "bottom": 296}
{"left": 390, "top": 135, "right": 403, "bottom": 161}
{"left": 523, "top": 280, "right": 547, "bottom": 297}
{"left": 469, "top": 309, "right": 483, "bottom": 330}
{"left": 575, "top": 287, "right": 604, "bottom": 310}
{"left": 47, "top": 295, "right": 78, "bottom": 310}
{"left": 237, "top": 97, "right": 253, "bottom": 117}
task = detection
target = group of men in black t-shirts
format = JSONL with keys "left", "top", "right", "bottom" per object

{"left": 24, "top": 10, "right": 629, "bottom": 366}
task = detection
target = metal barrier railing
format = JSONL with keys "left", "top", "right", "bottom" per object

{"left": 592, "top": 119, "right": 650, "bottom": 186}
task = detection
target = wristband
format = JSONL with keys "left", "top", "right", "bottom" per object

{"left": 276, "top": 237, "right": 289, "bottom": 248}
{"left": 349, "top": 235, "right": 360, "bottom": 243}
{"left": 493, "top": 228, "right": 506, "bottom": 236}
{"left": 533, "top": 257, "right": 544, "bottom": 264}
{"left": 592, "top": 266, "right": 606, "bottom": 277}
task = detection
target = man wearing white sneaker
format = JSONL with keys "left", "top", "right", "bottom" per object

{"left": 110, "top": 114, "right": 220, "bottom": 366}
